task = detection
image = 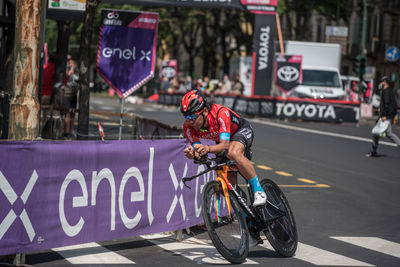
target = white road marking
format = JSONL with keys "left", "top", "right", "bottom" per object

{"left": 259, "top": 241, "right": 374, "bottom": 266}
{"left": 103, "top": 106, "right": 116, "bottom": 111}
{"left": 145, "top": 235, "right": 258, "bottom": 264}
{"left": 331, "top": 236, "right": 400, "bottom": 258}
{"left": 52, "top": 242, "right": 135, "bottom": 264}
{"left": 47, "top": 236, "right": 400, "bottom": 266}
{"left": 250, "top": 118, "right": 397, "bottom": 147}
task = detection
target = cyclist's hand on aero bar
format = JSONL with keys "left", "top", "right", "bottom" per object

{"left": 184, "top": 145, "right": 196, "bottom": 159}
{"left": 193, "top": 143, "right": 210, "bottom": 157}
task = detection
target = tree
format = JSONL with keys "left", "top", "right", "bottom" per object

{"left": 77, "top": 0, "right": 101, "bottom": 140}
{"left": 53, "top": 20, "right": 71, "bottom": 104}
{"left": 8, "top": 0, "right": 42, "bottom": 140}
{"left": 281, "top": 0, "right": 349, "bottom": 40}
{"left": 178, "top": 9, "right": 203, "bottom": 77}
{"left": 3, "top": 3, "right": 15, "bottom": 96}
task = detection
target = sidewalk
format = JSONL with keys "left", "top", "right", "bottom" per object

{"left": 358, "top": 115, "right": 400, "bottom": 130}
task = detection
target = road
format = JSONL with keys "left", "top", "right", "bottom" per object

{"left": 24, "top": 96, "right": 400, "bottom": 266}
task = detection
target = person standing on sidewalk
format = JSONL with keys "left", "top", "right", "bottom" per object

{"left": 365, "top": 76, "right": 400, "bottom": 157}
{"left": 62, "top": 59, "right": 79, "bottom": 139}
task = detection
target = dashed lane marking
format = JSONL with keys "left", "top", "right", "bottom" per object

{"left": 297, "top": 178, "right": 317, "bottom": 184}
{"left": 279, "top": 184, "right": 331, "bottom": 188}
{"left": 52, "top": 242, "right": 135, "bottom": 264}
{"left": 275, "top": 171, "right": 293, "bottom": 176}
{"left": 331, "top": 237, "right": 400, "bottom": 259}
{"left": 146, "top": 236, "right": 258, "bottom": 264}
{"left": 259, "top": 241, "right": 374, "bottom": 266}
{"left": 255, "top": 165, "right": 330, "bottom": 188}
{"left": 256, "top": 164, "right": 273, "bottom": 170}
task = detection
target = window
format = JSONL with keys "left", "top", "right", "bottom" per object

{"left": 302, "top": 70, "right": 341, "bottom": 87}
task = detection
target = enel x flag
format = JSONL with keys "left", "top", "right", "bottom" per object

{"left": 97, "top": 9, "right": 159, "bottom": 98}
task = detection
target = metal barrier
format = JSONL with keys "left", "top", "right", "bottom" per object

{"left": 132, "top": 113, "right": 183, "bottom": 140}
{"left": 0, "top": 91, "right": 10, "bottom": 139}
{"left": 89, "top": 109, "right": 183, "bottom": 140}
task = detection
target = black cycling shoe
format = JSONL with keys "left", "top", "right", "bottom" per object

{"left": 365, "top": 151, "right": 378, "bottom": 157}
{"left": 248, "top": 227, "right": 263, "bottom": 247}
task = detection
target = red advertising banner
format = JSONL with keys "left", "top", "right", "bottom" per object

{"left": 274, "top": 55, "right": 303, "bottom": 95}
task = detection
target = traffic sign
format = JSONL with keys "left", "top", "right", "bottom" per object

{"left": 385, "top": 46, "right": 399, "bottom": 62}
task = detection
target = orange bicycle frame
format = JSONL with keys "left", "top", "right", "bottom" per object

{"left": 215, "top": 165, "right": 233, "bottom": 221}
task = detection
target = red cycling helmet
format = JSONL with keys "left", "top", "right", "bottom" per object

{"left": 180, "top": 90, "right": 206, "bottom": 115}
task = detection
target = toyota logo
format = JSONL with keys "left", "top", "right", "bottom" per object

{"left": 162, "top": 67, "right": 176, "bottom": 79}
{"left": 277, "top": 66, "right": 299, "bottom": 82}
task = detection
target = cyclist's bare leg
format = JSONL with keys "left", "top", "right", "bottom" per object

{"left": 65, "top": 112, "right": 71, "bottom": 134}
{"left": 227, "top": 141, "right": 256, "bottom": 181}
{"left": 227, "top": 141, "right": 266, "bottom": 207}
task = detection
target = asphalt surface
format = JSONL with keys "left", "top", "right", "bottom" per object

{"left": 16, "top": 95, "right": 400, "bottom": 267}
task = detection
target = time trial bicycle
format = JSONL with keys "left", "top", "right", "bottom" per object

{"left": 182, "top": 153, "right": 297, "bottom": 264}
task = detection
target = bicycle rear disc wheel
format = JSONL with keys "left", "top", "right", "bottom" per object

{"left": 261, "top": 179, "right": 297, "bottom": 257}
{"left": 202, "top": 180, "right": 248, "bottom": 264}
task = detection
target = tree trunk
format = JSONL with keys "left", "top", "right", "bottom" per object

{"left": 202, "top": 22, "right": 209, "bottom": 77}
{"left": 54, "top": 21, "right": 71, "bottom": 89}
{"left": 3, "top": 3, "right": 15, "bottom": 95}
{"left": 77, "top": 0, "right": 100, "bottom": 140}
{"left": 8, "top": 0, "right": 42, "bottom": 140}
{"left": 221, "top": 29, "right": 229, "bottom": 75}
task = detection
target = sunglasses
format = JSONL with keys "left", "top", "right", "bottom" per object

{"left": 184, "top": 113, "right": 200, "bottom": 121}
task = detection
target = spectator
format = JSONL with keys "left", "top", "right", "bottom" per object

{"left": 232, "top": 74, "right": 244, "bottom": 95}
{"left": 365, "top": 76, "right": 400, "bottom": 157}
{"left": 161, "top": 76, "right": 171, "bottom": 91}
{"left": 196, "top": 78, "right": 203, "bottom": 91}
{"left": 168, "top": 76, "right": 180, "bottom": 93}
{"left": 201, "top": 76, "right": 210, "bottom": 93}
{"left": 208, "top": 79, "right": 218, "bottom": 94}
{"left": 396, "top": 86, "right": 400, "bottom": 125}
{"left": 41, "top": 52, "right": 56, "bottom": 105}
{"left": 185, "top": 75, "right": 192, "bottom": 91}
{"left": 62, "top": 59, "right": 79, "bottom": 139}
{"left": 40, "top": 52, "right": 56, "bottom": 137}
{"left": 215, "top": 74, "right": 232, "bottom": 94}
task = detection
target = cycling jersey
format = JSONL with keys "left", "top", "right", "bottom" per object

{"left": 183, "top": 104, "right": 242, "bottom": 145}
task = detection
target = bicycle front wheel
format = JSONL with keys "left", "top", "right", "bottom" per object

{"left": 261, "top": 179, "right": 298, "bottom": 257}
{"left": 202, "top": 180, "right": 248, "bottom": 264}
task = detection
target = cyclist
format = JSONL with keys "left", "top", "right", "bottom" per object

{"left": 180, "top": 90, "right": 267, "bottom": 207}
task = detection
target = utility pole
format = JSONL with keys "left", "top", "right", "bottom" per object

{"left": 360, "top": 0, "right": 367, "bottom": 58}
{"left": 8, "top": 0, "right": 43, "bottom": 140}
{"left": 358, "top": 0, "right": 367, "bottom": 98}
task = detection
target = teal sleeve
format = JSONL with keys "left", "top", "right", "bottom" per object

{"left": 219, "top": 132, "right": 230, "bottom": 141}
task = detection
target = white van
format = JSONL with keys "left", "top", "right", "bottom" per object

{"left": 285, "top": 41, "right": 344, "bottom": 100}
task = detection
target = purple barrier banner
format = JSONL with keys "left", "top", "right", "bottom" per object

{"left": 97, "top": 9, "right": 159, "bottom": 98}
{"left": 0, "top": 140, "right": 214, "bottom": 255}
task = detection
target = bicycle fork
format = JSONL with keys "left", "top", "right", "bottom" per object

{"left": 214, "top": 166, "right": 233, "bottom": 222}
{"left": 215, "top": 177, "right": 231, "bottom": 222}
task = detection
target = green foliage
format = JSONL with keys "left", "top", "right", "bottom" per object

{"left": 44, "top": 1, "right": 351, "bottom": 78}
{"left": 44, "top": 20, "right": 57, "bottom": 53}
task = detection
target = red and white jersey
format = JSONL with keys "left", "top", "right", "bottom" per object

{"left": 183, "top": 104, "right": 242, "bottom": 145}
